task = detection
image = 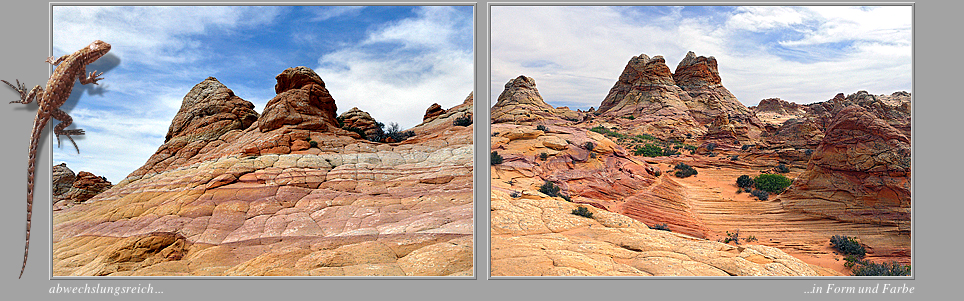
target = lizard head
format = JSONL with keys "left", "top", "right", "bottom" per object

{"left": 83, "top": 40, "right": 111, "bottom": 64}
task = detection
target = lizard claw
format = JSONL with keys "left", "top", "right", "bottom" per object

{"left": 45, "top": 56, "right": 57, "bottom": 64}
{"left": 56, "top": 129, "right": 85, "bottom": 154}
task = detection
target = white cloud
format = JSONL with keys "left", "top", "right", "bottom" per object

{"left": 53, "top": 6, "right": 283, "bottom": 68}
{"left": 310, "top": 6, "right": 365, "bottom": 21}
{"left": 315, "top": 6, "right": 474, "bottom": 130}
{"left": 491, "top": 6, "right": 912, "bottom": 109}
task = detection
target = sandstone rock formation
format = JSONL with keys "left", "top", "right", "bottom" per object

{"left": 422, "top": 103, "right": 445, "bottom": 122}
{"left": 52, "top": 163, "right": 76, "bottom": 202}
{"left": 337, "top": 107, "right": 384, "bottom": 139}
{"left": 491, "top": 172, "right": 829, "bottom": 276}
{"left": 52, "top": 163, "right": 112, "bottom": 206}
{"left": 777, "top": 105, "right": 910, "bottom": 261}
{"left": 53, "top": 67, "right": 473, "bottom": 276}
{"left": 491, "top": 75, "right": 581, "bottom": 124}
{"left": 596, "top": 52, "right": 763, "bottom": 143}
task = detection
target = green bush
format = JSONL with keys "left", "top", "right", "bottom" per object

{"left": 536, "top": 124, "right": 549, "bottom": 131}
{"left": 509, "top": 191, "right": 521, "bottom": 198}
{"left": 584, "top": 141, "right": 594, "bottom": 152}
{"left": 590, "top": 126, "right": 625, "bottom": 139}
{"left": 831, "top": 235, "right": 866, "bottom": 257}
{"left": 309, "top": 140, "right": 318, "bottom": 148}
{"left": 754, "top": 174, "right": 792, "bottom": 193}
{"left": 634, "top": 143, "right": 664, "bottom": 157}
{"left": 736, "top": 175, "right": 754, "bottom": 189}
{"left": 491, "top": 151, "right": 503, "bottom": 165}
{"left": 673, "top": 163, "right": 698, "bottom": 178}
{"left": 775, "top": 163, "right": 790, "bottom": 173}
{"left": 539, "top": 180, "right": 561, "bottom": 197}
{"left": 572, "top": 206, "right": 593, "bottom": 218}
{"left": 722, "top": 230, "right": 743, "bottom": 245}
{"left": 539, "top": 152, "right": 549, "bottom": 161}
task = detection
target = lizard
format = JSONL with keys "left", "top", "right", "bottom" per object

{"left": 3, "top": 40, "right": 110, "bottom": 278}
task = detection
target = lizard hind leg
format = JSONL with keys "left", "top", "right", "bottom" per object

{"left": 2, "top": 80, "right": 41, "bottom": 104}
{"left": 50, "top": 108, "right": 85, "bottom": 153}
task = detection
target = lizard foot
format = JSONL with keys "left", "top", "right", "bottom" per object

{"left": 2, "top": 79, "right": 29, "bottom": 103}
{"left": 81, "top": 71, "right": 104, "bottom": 85}
{"left": 55, "top": 129, "right": 85, "bottom": 154}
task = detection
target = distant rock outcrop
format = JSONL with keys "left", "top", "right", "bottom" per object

{"left": 423, "top": 103, "right": 445, "bottom": 122}
{"left": 52, "top": 163, "right": 112, "bottom": 206}
{"left": 596, "top": 52, "right": 763, "bottom": 142}
{"left": 491, "top": 75, "right": 580, "bottom": 124}
{"left": 337, "top": 107, "right": 384, "bottom": 139}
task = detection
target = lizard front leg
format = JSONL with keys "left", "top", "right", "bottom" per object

{"left": 46, "top": 55, "right": 68, "bottom": 66}
{"left": 2, "top": 79, "right": 42, "bottom": 105}
{"left": 77, "top": 68, "right": 104, "bottom": 85}
{"left": 50, "top": 108, "right": 84, "bottom": 153}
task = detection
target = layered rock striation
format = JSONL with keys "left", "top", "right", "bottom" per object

{"left": 53, "top": 67, "right": 474, "bottom": 276}
{"left": 52, "top": 163, "right": 113, "bottom": 206}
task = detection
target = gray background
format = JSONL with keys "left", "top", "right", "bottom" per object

{"left": 0, "top": 0, "right": 956, "bottom": 300}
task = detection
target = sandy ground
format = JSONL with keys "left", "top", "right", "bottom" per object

{"left": 647, "top": 158, "right": 907, "bottom": 276}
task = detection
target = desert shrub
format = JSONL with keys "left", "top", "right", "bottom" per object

{"left": 707, "top": 152, "right": 717, "bottom": 157}
{"left": 590, "top": 153, "right": 597, "bottom": 159}
{"left": 539, "top": 180, "right": 561, "bottom": 197}
{"left": 309, "top": 140, "right": 318, "bottom": 148}
{"left": 560, "top": 194, "right": 572, "bottom": 202}
{"left": 673, "top": 163, "right": 698, "bottom": 178}
{"left": 590, "top": 126, "right": 625, "bottom": 139}
{"left": 729, "top": 155, "right": 739, "bottom": 161}
{"left": 649, "top": 223, "right": 671, "bottom": 231}
{"left": 636, "top": 134, "right": 656, "bottom": 141}
{"left": 844, "top": 257, "right": 911, "bottom": 276}
{"left": 722, "top": 230, "right": 742, "bottom": 244}
{"left": 736, "top": 175, "right": 754, "bottom": 189}
{"left": 804, "top": 149, "right": 814, "bottom": 156}
{"left": 831, "top": 235, "right": 866, "bottom": 257}
{"left": 336, "top": 115, "right": 346, "bottom": 128}
{"left": 754, "top": 174, "right": 792, "bottom": 193}
{"left": 741, "top": 144, "right": 752, "bottom": 151}
{"left": 509, "top": 191, "right": 521, "bottom": 198}
{"left": 653, "top": 169, "right": 661, "bottom": 177}
{"left": 705, "top": 143, "right": 717, "bottom": 151}
{"left": 491, "top": 151, "right": 503, "bottom": 165}
{"left": 370, "top": 122, "right": 415, "bottom": 142}
{"left": 347, "top": 127, "right": 367, "bottom": 139}
{"left": 750, "top": 189, "right": 769, "bottom": 201}
{"left": 775, "top": 163, "right": 790, "bottom": 173}
{"left": 584, "top": 141, "right": 594, "bottom": 152}
{"left": 539, "top": 152, "right": 549, "bottom": 161}
{"left": 453, "top": 115, "right": 472, "bottom": 126}
{"left": 746, "top": 235, "right": 758, "bottom": 242}
{"left": 634, "top": 143, "right": 664, "bottom": 157}
{"left": 536, "top": 124, "right": 549, "bottom": 131}
{"left": 572, "top": 206, "right": 593, "bottom": 218}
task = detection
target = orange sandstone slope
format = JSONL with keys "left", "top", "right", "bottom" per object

{"left": 53, "top": 67, "right": 473, "bottom": 276}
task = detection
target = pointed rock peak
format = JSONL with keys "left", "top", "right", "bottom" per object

{"left": 674, "top": 51, "right": 721, "bottom": 88}
{"left": 166, "top": 77, "right": 258, "bottom": 142}
{"left": 274, "top": 66, "right": 326, "bottom": 94}
{"left": 462, "top": 91, "right": 474, "bottom": 104}
{"left": 493, "top": 75, "right": 551, "bottom": 109}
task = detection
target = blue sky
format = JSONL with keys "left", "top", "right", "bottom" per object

{"left": 52, "top": 6, "right": 474, "bottom": 183}
{"left": 491, "top": 6, "right": 912, "bottom": 110}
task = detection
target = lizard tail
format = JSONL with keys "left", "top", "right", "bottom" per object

{"left": 21, "top": 115, "right": 46, "bottom": 279}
